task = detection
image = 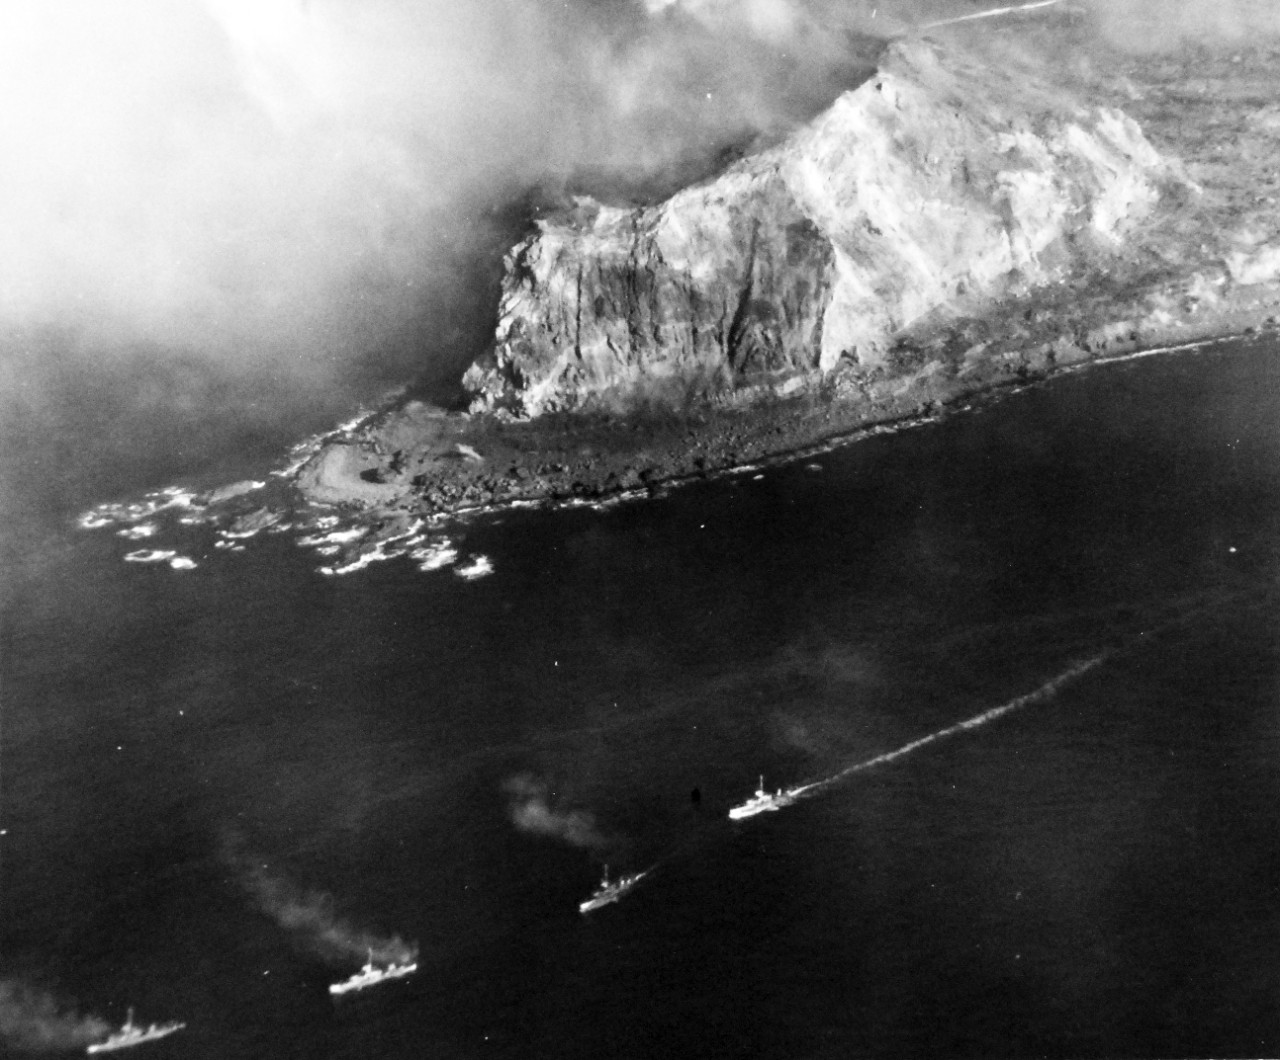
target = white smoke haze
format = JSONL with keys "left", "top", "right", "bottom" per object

{"left": 502, "top": 773, "right": 611, "bottom": 850}
{"left": 0, "top": 0, "right": 894, "bottom": 522}
{"left": 4, "top": 0, "right": 1277, "bottom": 493}
{"left": 0, "top": 981, "right": 110, "bottom": 1053}
{"left": 4, "top": 0, "right": 1274, "bottom": 360}
{"left": 1084, "top": 0, "right": 1280, "bottom": 52}
{"left": 231, "top": 852, "right": 418, "bottom": 966}
{"left": 0, "top": 0, "right": 880, "bottom": 378}
{"left": 1, "top": 0, "right": 510, "bottom": 362}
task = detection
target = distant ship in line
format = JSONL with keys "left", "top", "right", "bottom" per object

{"left": 329, "top": 950, "right": 418, "bottom": 996}
{"left": 579, "top": 865, "right": 649, "bottom": 914}
{"left": 728, "top": 776, "right": 798, "bottom": 820}
{"left": 86, "top": 1008, "right": 185, "bottom": 1054}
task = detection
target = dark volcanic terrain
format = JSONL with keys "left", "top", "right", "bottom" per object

{"left": 197, "top": 10, "right": 1280, "bottom": 550}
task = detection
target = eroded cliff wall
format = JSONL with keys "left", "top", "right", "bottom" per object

{"left": 462, "top": 36, "right": 1173, "bottom": 418}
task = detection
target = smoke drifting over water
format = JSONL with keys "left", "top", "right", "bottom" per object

{"left": 0, "top": 981, "right": 109, "bottom": 1053}
{"left": 224, "top": 840, "right": 418, "bottom": 966}
{"left": 503, "top": 774, "right": 612, "bottom": 850}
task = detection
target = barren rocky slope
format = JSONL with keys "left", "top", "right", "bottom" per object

{"left": 463, "top": 36, "right": 1170, "bottom": 418}
{"left": 286, "top": 14, "right": 1280, "bottom": 528}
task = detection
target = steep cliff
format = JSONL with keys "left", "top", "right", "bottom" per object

{"left": 273, "top": 26, "right": 1280, "bottom": 528}
{"left": 462, "top": 36, "right": 1173, "bottom": 418}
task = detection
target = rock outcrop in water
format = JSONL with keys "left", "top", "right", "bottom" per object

{"left": 462, "top": 37, "right": 1172, "bottom": 418}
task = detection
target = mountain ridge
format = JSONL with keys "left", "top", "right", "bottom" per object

{"left": 280, "top": 21, "right": 1280, "bottom": 528}
{"left": 461, "top": 36, "right": 1174, "bottom": 418}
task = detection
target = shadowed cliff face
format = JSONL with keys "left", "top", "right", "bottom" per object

{"left": 463, "top": 37, "right": 1173, "bottom": 418}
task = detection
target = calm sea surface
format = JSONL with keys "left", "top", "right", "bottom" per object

{"left": 3, "top": 340, "right": 1280, "bottom": 1058}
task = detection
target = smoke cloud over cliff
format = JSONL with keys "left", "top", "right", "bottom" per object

{"left": 0, "top": 0, "right": 878, "bottom": 374}
{"left": 4, "top": 1, "right": 1274, "bottom": 367}
{"left": 4, "top": 0, "right": 1277, "bottom": 518}
{"left": 0, "top": 0, "right": 884, "bottom": 517}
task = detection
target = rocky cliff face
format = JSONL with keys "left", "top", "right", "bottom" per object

{"left": 462, "top": 36, "right": 1173, "bottom": 418}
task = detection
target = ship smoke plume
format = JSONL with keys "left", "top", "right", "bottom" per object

{"left": 0, "top": 981, "right": 110, "bottom": 1053}
{"left": 502, "top": 774, "right": 612, "bottom": 850}
{"left": 243, "top": 865, "right": 419, "bottom": 966}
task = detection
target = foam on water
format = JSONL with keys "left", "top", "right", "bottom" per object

{"left": 78, "top": 486, "right": 199, "bottom": 531}
{"left": 559, "top": 490, "right": 652, "bottom": 512}
{"left": 271, "top": 410, "right": 380, "bottom": 480}
{"left": 309, "top": 519, "right": 435, "bottom": 576}
{"left": 319, "top": 551, "right": 387, "bottom": 577}
{"left": 124, "top": 549, "right": 178, "bottom": 564}
{"left": 298, "top": 527, "right": 367, "bottom": 547}
{"left": 409, "top": 540, "right": 458, "bottom": 573}
{"left": 780, "top": 655, "right": 1107, "bottom": 804}
{"left": 454, "top": 555, "right": 494, "bottom": 581}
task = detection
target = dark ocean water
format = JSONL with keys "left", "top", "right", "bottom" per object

{"left": 3, "top": 340, "right": 1280, "bottom": 1059}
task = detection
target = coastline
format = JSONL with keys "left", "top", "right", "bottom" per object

{"left": 284, "top": 22, "right": 1280, "bottom": 531}
{"left": 72, "top": 16, "right": 1271, "bottom": 579}
{"left": 286, "top": 272, "right": 1280, "bottom": 527}
{"left": 206, "top": 303, "right": 1268, "bottom": 580}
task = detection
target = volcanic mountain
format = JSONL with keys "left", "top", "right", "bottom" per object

{"left": 290, "top": 22, "right": 1280, "bottom": 516}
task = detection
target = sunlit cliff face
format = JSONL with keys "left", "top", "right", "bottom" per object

{"left": 0, "top": 0, "right": 1275, "bottom": 445}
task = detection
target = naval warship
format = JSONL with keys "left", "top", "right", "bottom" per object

{"left": 329, "top": 950, "right": 418, "bottom": 996}
{"left": 728, "top": 776, "right": 797, "bottom": 820}
{"left": 86, "top": 1008, "right": 184, "bottom": 1054}
{"left": 578, "top": 865, "right": 648, "bottom": 914}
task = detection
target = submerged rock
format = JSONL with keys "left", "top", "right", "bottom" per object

{"left": 228, "top": 506, "right": 283, "bottom": 537}
{"left": 463, "top": 37, "right": 1174, "bottom": 418}
{"left": 200, "top": 479, "right": 264, "bottom": 505}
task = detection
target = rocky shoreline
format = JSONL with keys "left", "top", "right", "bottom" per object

{"left": 70, "top": 12, "right": 1280, "bottom": 584}
{"left": 281, "top": 17, "right": 1280, "bottom": 540}
{"left": 293, "top": 289, "right": 1280, "bottom": 525}
{"left": 79, "top": 261, "right": 1280, "bottom": 580}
